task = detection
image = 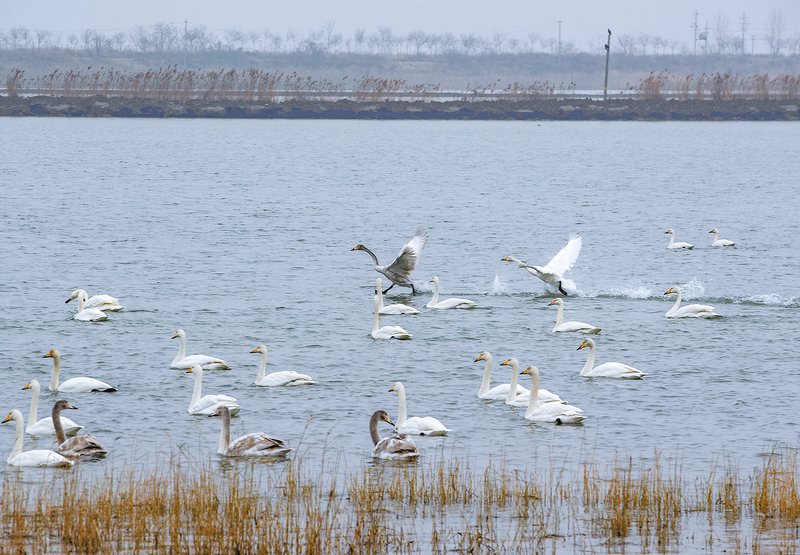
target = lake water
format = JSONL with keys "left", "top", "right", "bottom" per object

{"left": 0, "top": 118, "right": 798, "bottom": 481}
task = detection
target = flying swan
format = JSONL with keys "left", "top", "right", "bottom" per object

{"left": 251, "top": 345, "right": 318, "bottom": 386}
{"left": 502, "top": 233, "right": 582, "bottom": 295}
{"left": 665, "top": 229, "right": 694, "bottom": 249}
{"left": 499, "top": 358, "right": 563, "bottom": 407}
{"left": 171, "top": 329, "right": 231, "bottom": 370}
{"left": 371, "top": 295, "right": 412, "bottom": 339}
{"left": 549, "top": 298, "right": 601, "bottom": 334}
{"left": 709, "top": 229, "right": 735, "bottom": 247}
{"left": 66, "top": 289, "right": 124, "bottom": 312}
{"left": 475, "top": 351, "right": 529, "bottom": 401}
{"left": 3, "top": 410, "right": 73, "bottom": 468}
{"left": 352, "top": 229, "right": 428, "bottom": 294}
{"left": 22, "top": 379, "right": 82, "bottom": 436}
{"left": 664, "top": 287, "right": 722, "bottom": 318}
{"left": 44, "top": 349, "right": 117, "bottom": 393}
{"left": 51, "top": 400, "right": 107, "bottom": 458}
{"left": 389, "top": 382, "right": 449, "bottom": 436}
{"left": 186, "top": 365, "right": 241, "bottom": 416}
{"left": 375, "top": 278, "right": 419, "bottom": 314}
{"left": 577, "top": 338, "right": 646, "bottom": 379}
{"left": 369, "top": 410, "right": 420, "bottom": 460}
{"left": 67, "top": 290, "right": 108, "bottom": 322}
{"left": 209, "top": 406, "right": 291, "bottom": 458}
{"left": 426, "top": 276, "right": 476, "bottom": 309}
{"left": 520, "top": 366, "right": 585, "bottom": 424}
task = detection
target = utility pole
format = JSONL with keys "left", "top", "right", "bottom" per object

{"left": 739, "top": 12, "right": 748, "bottom": 55}
{"left": 751, "top": 34, "right": 756, "bottom": 55}
{"left": 603, "top": 29, "right": 611, "bottom": 101}
{"left": 184, "top": 19, "right": 188, "bottom": 67}
{"left": 692, "top": 11, "right": 699, "bottom": 55}
{"left": 557, "top": 21, "right": 562, "bottom": 55}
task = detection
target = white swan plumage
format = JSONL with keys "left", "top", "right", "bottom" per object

{"left": 521, "top": 366, "right": 585, "bottom": 424}
{"left": 210, "top": 406, "right": 291, "bottom": 458}
{"left": 2, "top": 410, "right": 73, "bottom": 468}
{"left": 44, "top": 349, "right": 117, "bottom": 393}
{"left": 664, "top": 287, "right": 722, "bottom": 318}
{"left": 66, "top": 289, "right": 124, "bottom": 311}
{"left": 375, "top": 278, "right": 419, "bottom": 314}
{"left": 475, "top": 351, "right": 529, "bottom": 401}
{"left": 371, "top": 295, "right": 412, "bottom": 339}
{"left": 709, "top": 229, "right": 735, "bottom": 247}
{"left": 22, "top": 380, "right": 83, "bottom": 436}
{"left": 251, "top": 345, "right": 318, "bottom": 386}
{"left": 665, "top": 229, "right": 694, "bottom": 249}
{"left": 502, "top": 233, "right": 581, "bottom": 295}
{"left": 426, "top": 276, "right": 477, "bottom": 309}
{"left": 171, "top": 329, "right": 231, "bottom": 370}
{"left": 68, "top": 290, "right": 108, "bottom": 322}
{"left": 577, "top": 338, "right": 646, "bottom": 379}
{"left": 51, "top": 400, "right": 107, "bottom": 458}
{"left": 549, "top": 298, "right": 601, "bottom": 334}
{"left": 389, "top": 382, "right": 449, "bottom": 436}
{"left": 369, "top": 410, "right": 420, "bottom": 460}
{"left": 352, "top": 229, "right": 428, "bottom": 295}
{"left": 186, "top": 365, "right": 241, "bottom": 416}
{"left": 500, "top": 358, "right": 563, "bottom": 406}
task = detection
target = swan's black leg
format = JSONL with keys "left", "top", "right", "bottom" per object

{"left": 382, "top": 283, "right": 394, "bottom": 295}
{"left": 558, "top": 281, "right": 568, "bottom": 296}
{"left": 411, "top": 284, "right": 416, "bottom": 295}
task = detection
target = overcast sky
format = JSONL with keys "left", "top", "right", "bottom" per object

{"left": 2, "top": 1, "right": 798, "bottom": 52}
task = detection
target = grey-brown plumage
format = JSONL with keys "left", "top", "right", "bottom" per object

{"left": 369, "top": 410, "right": 420, "bottom": 460}
{"left": 210, "top": 406, "right": 291, "bottom": 459}
{"left": 51, "top": 400, "right": 107, "bottom": 458}
{"left": 352, "top": 229, "right": 427, "bottom": 294}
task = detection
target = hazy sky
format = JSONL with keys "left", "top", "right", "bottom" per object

{"left": 2, "top": 1, "right": 799, "bottom": 52}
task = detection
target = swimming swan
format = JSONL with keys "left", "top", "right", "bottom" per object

{"left": 51, "top": 400, "right": 107, "bottom": 458}
{"left": 68, "top": 290, "right": 108, "bottom": 322}
{"left": 369, "top": 410, "right": 420, "bottom": 460}
{"left": 371, "top": 295, "right": 412, "bottom": 339}
{"left": 521, "top": 366, "right": 585, "bottom": 424}
{"left": 709, "top": 229, "right": 735, "bottom": 247}
{"left": 665, "top": 229, "right": 694, "bottom": 249}
{"left": 251, "top": 345, "right": 318, "bottom": 386}
{"left": 475, "top": 351, "right": 528, "bottom": 401}
{"left": 352, "top": 229, "right": 428, "bottom": 294}
{"left": 44, "top": 349, "right": 117, "bottom": 393}
{"left": 502, "top": 233, "right": 582, "bottom": 295}
{"left": 186, "top": 365, "right": 241, "bottom": 416}
{"left": 376, "top": 278, "right": 419, "bottom": 314}
{"left": 22, "top": 380, "right": 82, "bottom": 436}
{"left": 210, "top": 406, "right": 291, "bottom": 458}
{"left": 577, "top": 338, "right": 646, "bottom": 379}
{"left": 2, "top": 410, "right": 73, "bottom": 468}
{"left": 500, "top": 358, "right": 563, "bottom": 406}
{"left": 389, "top": 382, "right": 449, "bottom": 436}
{"left": 664, "top": 287, "right": 722, "bottom": 318}
{"left": 426, "top": 276, "right": 477, "bottom": 309}
{"left": 549, "top": 298, "right": 601, "bottom": 334}
{"left": 171, "top": 329, "right": 231, "bottom": 370}
{"left": 66, "top": 289, "right": 124, "bottom": 312}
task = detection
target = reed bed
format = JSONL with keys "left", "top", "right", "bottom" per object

{"left": 1, "top": 448, "right": 799, "bottom": 554}
{"left": 636, "top": 71, "right": 800, "bottom": 100}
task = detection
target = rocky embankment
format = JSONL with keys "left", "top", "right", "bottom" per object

{"left": 1, "top": 96, "right": 798, "bottom": 120}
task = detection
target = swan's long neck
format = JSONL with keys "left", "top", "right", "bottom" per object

{"left": 49, "top": 355, "right": 60, "bottom": 392}
{"left": 580, "top": 343, "right": 596, "bottom": 376}
{"left": 361, "top": 246, "right": 381, "bottom": 267}
{"left": 525, "top": 371, "right": 540, "bottom": 418}
{"left": 218, "top": 409, "right": 231, "bottom": 454}
{"left": 667, "top": 234, "right": 675, "bottom": 247}
{"left": 711, "top": 230, "right": 719, "bottom": 242}
{"left": 77, "top": 294, "right": 86, "bottom": 312}
{"left": 505, "top": 361, "right": 519, "bottom": 404}
{"left": 666, "top": 289, "right": 682, "bottom": 316}
{"left": 190, "top": 372, "right": 203, "bottom": 409}
{"left": 372, "top": 301, "right": 380, "bottom": 335}
{"left": 427, "top": 278, "right": 440, "bottom": 307}
{"left": 377, "top": 280, "right": 385, "bottom": 310}
{"left": 9, "top": 412, "right": 24, "bottom": 464}
{"left": 26, "top": 382, "right": 40, "bottom": 431}
{"left": 478, "top": 355, "right": 493, "bottom": 396}
{"left": 554, "top": 302, "right": 564, "bottom": 327}
{"left": 369, "top": 414, "right": 381, "bottom": 446}
{"left": 173, "top": 335, "right": 187, "bottom": 365}
{"left": 395, "top": 385, "right": 407, "bottom": 426}
{"left": 256, "top": 351, "right": 267, "bottom": 383}
{"left": 52, "top": 404, "right": 67, "bottom": 445}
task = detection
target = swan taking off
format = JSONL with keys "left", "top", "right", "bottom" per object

{"left": 23, "top": 380, "right": 82, "bottom": 436}
{"left": 44, "top": 349, "right": 117, "bottom": 393}
{"left": 475, "top": 351, "right": 529, "bottom": 401}
{"left": 67, "top": 290, "right": 108, "bottom": 322}
{"left": 251, "top": 345, "right": 318, "bottom": 386}
{"left": 186, "top": 365, "right": 241, "bottom": 416}
{"left": 426, "top": 276, "right": 477, "bottom": 309}
{"left": 664, "top": 287, "right": 722, "bottom": 318}
{"left": 389, "top": 382, "right": 449, "bottom": 436}
{"left": 376, "top": 278, "right": 419, "bottom": 314}
{"left": 66, "top": 289, "right": 124, "bottom": 312}
{"left": 371, "top": 295, "right": 412, "bottom": 340}
{"left": 51, "top": 400, "right": 107, "bottom": 458}
{"left": 665, "top": 229, "right": 694, "bottom": 249}
{"left": 171, "top": 329, "right": 231, "bottom": 370}
{"left": 210, "top": 406, "right": 291, "bottom": 458}
{"left": 369, "top": 410, "right": 420, "bottom": 460}
{"left": 499, "top": 358, "right": 563, "bottom": 406}
{"left": 577, "top": 338, "right": 646, "bottom": 379}
{"left": 709, "top": 229, "right": 735, "bottom": 247}
{"left": 3, "top": 410, "right": 73, "bottom": 468}
{"left": 352, "top": 229, "right": 428, "bottom": 295}
{"left": 549, "top": 298, "right": 601, "bottom": 334}
{"left": 520, "top": 366, "right": 585, "bottom": 424}
{"left": 502, "top": 234, "right": 582, "bottom": 296}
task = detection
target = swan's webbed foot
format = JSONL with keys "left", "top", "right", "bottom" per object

{"left": 382, "top": 283, "right": 395, "bottom": 295}
{"left": 558, "top": 281, "right": 568, "bottom": 296}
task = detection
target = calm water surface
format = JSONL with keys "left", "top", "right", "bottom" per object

{"left": 0, "top": 118, "right": 798, "bottom": 481}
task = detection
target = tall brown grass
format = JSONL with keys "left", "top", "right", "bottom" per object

{"left": 637, "top": 71, "right": 800, "bottom": 100}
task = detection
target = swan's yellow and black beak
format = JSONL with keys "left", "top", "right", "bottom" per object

{"left": 2, "top": 413, "right": 13, "bottom": 424}
{"left": 172, "top": 332, "right": 179, "bottom": 339}
{"left": 351, "top": 245, "right": 362, "bottom": 251}
{"left": 500, "top": 359, "right": 511, "bottom": 366}
{"left": 549, "top": 300, "right": 558, "bottom": 306}
{"left": 22, "top": 383, "right": 30, "bottom": 390}
{"left": 386, "top": 418, "right": 395, "bottom": 427}
{"left": 389, "top": 385, "right": 396, "bottom": 392}
{"left": 577, "top": 342, "right": 586, "bottom": 350}
{"left": 43, "top": 351, "right": 53, "bottom": 359}
{"left": 474, "top": 354, "right": 484, "bottom": 362}
{"left": 186, "top": 368, "right": 194, "bottom": 374}
{"left": 250, "top": 348, "right": 259, "bottom": 353}
{"left": 664, "top": 288, "right": 673, "bottom": 295}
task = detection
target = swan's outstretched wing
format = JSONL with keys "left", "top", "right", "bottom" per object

{"left": 386, "top": 229, "right": 428, "bottom": 277}
{"left": 539, "top": 234, "right": 582, "bottom": 276}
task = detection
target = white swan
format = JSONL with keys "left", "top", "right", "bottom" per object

{"left": 210, "top": 406, "right": 291, "bottom": 458}
{"left": 475, "top": 351, "right": 529, "bottom": 401}
{"left": 44, "top": 349, "right": 117, "bottom": 393}
{"left": 2, "top": 410, "right": 73, "bottom": 468}
{"left": 376, "top": 278, "right": 419, "bottom": 314}
{"left": 499, "top": 358, "right": 563, "bottom": 406}
{"left": 577, "top": 338, "right": 646, "bottom": 379}
{"left": 426, "top": 276, "right": 477, "bottom": 309}
{"left": 51, "top": 400, "right": 107, "bottom": 458}
{"left": 171, "top": 329, "right": 231, "bottom": 370}
{"left": 66, "top": 289, "right": 124, "bottom": 312}
{"left": 521, "top": 366, "right": 585, "bottom": 424}
{"left": 251, "top": 345, "right": 318, "bottom": 386}
{"left": 664, "top": 287, "right": 722, "bottom": 318}
{"left": 549, "top": 298, "right": 601, "bottom": 334}
{"left": 186, "top": 365, "right": 241, "bottom": 416}
{"left": 502, "top": 233, "right": 581, "bottom": 295}
{"left": 665, "top": 229, "right": 694, "bottom": 249}
{"left": 68, "top": 290, "right": 108, "bottom": 322}
{"left": 389, "top": 382, "right": 449, "bottom": 436}
{"left": 22, "top": 380, "right": 82, "bottom": 436}
{"left": 371, "top": 295, "right": 412, "bottom": 340}
{"left": 352, "top": 229, "right": 428, "bottom": 294}
{"left": 709, "top": 229, "right": 735, "bottom": 247}
{"left": 369, "top": 410, "right": 420, "bottom": 460}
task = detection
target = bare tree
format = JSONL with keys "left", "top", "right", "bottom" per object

{"left": 223, "top": 27, "right": 244, "bottom": 50}
{"left": 637, "top": 33, "right": 651, "bottom": 55}
{"left": 426, "top": 34, "right": 440, "bottom": 54}
{"left": 353, "top": 28, "right": 365, "bottom": 54}
{"left": 81, "top": 29, "right": 93, "bottom": 51}
{"left": 541, "top": 37, "right": 558, "bottom": 54}
{"left": 439, "top": 32, "right": 457, "bottom": 54}
{"left": 285, "top": 29, "right": 297, "bottom": 52}
{"left": 668, "top": 39, "right": 680, "bottom": 55}
{"left": 713, "top": 11, "right": 731, "bottom": 54}
{"left": 459, "top": 33, "right": 479, "bottom": 55}
{"left": 129, "top": 25, "right": 150, "bottom": 53}
{"left": 525, "top": 32, "right": 540, "bottom": 53}
{"left": 67, "top": 33, "right": 79, "bottom": 49}
{"left": 90, "top": 31, "right": 110, "bottom": 57}
{"left": 407, "top": 29, "right": 429, "bottom": 55}
{"left": 35, "top": 29, "right": 51, "bottom": 50}
{"left": 507, "top": 37, "right": 520, "bottom": 53}
{"left": 269, "top": 33, "right": 283, "bottom": 53}
{"left": 377, "top": 27, "right": 394, "bottom": 54}
{"left": 247, "top": 30, "right": 262, "bottom": 51}
{"left": 616, "top": 34, "right": 637, "bottom": 55}
{"left": 763, "top": 9, "right": 786, "bottom": 57}
{"left": 490, "top": 32, "right": 505, "bottom": 54}
{"left": 112, "top": 32, "right": 127, "bottom": 52}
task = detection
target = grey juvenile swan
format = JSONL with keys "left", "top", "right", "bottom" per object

{"left": 209, "top": 406, "right": 291, "bottom": 458}
{"left": 369, "top": 410, "right": 420, "bottom": 460}
{"left": 51, "top": 400, "right": 107, "bottom": 458}
{"left": 352, "top": 229, "right": 428, "bottom": 294}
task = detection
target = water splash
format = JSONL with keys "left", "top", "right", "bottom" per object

{"left": 677, "top": 277, "right": 705, "bottom": 299}
{"left": 490, "top": 275, "right": 507, "bottom": 295}
{"left": 738, "top": 293, "right": 799, "bottom": 307}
